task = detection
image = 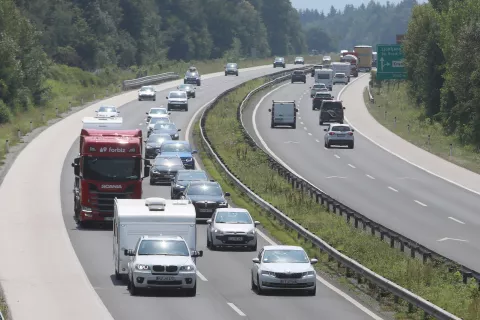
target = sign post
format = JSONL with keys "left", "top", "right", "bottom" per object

{"left": 376, "top": 44, "right": 406, "bottom": 80}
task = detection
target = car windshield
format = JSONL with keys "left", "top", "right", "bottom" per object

{"left": 137, "top": 240, "right": 189, "bottom": 256}
{"left": 169, "top": 92, "right": 187, "bottom": 98}
{"left": 154, "top": 157, "right": 184, "bottom": 167}
{"left": 147, "top": 134, "right": 171, "bottom": 143}
{"left": 150, "top": 108, "right": 167, "bottom": 114}
{"left": 187, "top": 184, "right": 222, "bottom": 196}
{"left": 150, "top": 117, "right": 170, "bottom": 125}
{"left": 331, "top": 126, "right": 351, "bottom": 132}
{"left": 177, "top": 171, "right": 208, "bottom": 181}
{"left": 154, "top": 123, "right": 176, "bottom": 131}
{"left": 275, "top": 58, "right": 284, "bottom": 61}
{"left": 186, "top": 72, "right": 198, "bottom": 77}
{"left": 316, "top": 94, "right": 331, "bottom": 98}
{"left": 313, "top": 84, "right": 325, "bottom": 89}
{"left": 262, "top": 249, "right": 309, "bottom": 263}
{"left": 161, "top": 143, "right": 191, "bottom": 153}
{"left": 140, "top": 87, "right": 154, "bottom": 91}
{"left": 215, "top": 211, "right": 252, "bottom": 224}
{"left": 226, "top": 63, "right": 237, "bottom": 68}
{"left": 322, "top": 102, "right": 342, "bottom": 110}
{"left": 98, "top": 106, "right": 116, "bottom": 112}
{"left": 178, "top": 85, "right": 192, "bottom": 91}
{"left": 82, "top": 157, "right": 141, "bottom": 181}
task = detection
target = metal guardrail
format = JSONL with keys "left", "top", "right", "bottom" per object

{"left": 199, "top": 68, "right": 462, "bottom": 320}
{"left": 122, "top": 72, "right": 179, "bottom": 90}
{"left": 367, "top": 84, "right": 375, "bottom": 103}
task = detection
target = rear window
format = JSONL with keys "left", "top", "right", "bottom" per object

{"left": 321, "top": 102, "right": 343, "bottom": 110}
{"left": 335, "top": 73, "right": 345, "bottom": 78}
{"left": 316, "top": 94, "right": 331, "bottom": 98}
{"left": 331, "top": 126, "right": 351, "bottom": 132}
{"left": 313, "top": 84, "right": 325, "bottom": 89}
{"left": 316, "top": 73, "right": 330, "bottom": 79}
{"left": 293, "top": 71, "right": 304, "bottom": 75}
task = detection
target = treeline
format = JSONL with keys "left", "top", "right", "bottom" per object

{"left": 298, "top": 0, "right": 416, "bottom": 51}
{"left": 0, "top": 0, "right": 305, "bottom": 121}
{"left": 403, "top": 0, "right": 480, "bottom": 147}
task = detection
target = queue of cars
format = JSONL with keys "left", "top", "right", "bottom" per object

{"left": 100, "top": 65, "right": 319, "bottom": 297}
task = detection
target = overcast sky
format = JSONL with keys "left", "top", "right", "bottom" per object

{"left": 290, "top": 0, "right": 418, "bottom": 12}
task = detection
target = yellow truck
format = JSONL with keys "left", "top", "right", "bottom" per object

{"left": 354, "top": 45, "right": 373, "bottom": 72}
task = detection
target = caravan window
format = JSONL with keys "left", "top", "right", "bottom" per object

{"left": 137, "top": 240, "right": 189, "bottom": 256}
{"left": 316, "top": 73, "right": 331, "bottom": 79}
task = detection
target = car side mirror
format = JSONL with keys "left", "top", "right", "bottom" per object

{"left": 254, "top": 221, "right": 260, "bottom": 226}
{"left": 225, "top": 192, "right": 230, "bottom": 197}
{"left": 206, "top": 219, "right": 212, "bottom": 224}
{"left": 324, "top": 129, "right": 327, "bottom": 131}
{"left": 146, "top": 112, "right": 149, "bottom": 115}
{"left": 351, "top": 129, "right": 354, "bottom": 132}
{"left": 252, "top": 258, "right": 260, "bottom": 264}
{"left": 268, "top": 109, "right": 271, "bottom": 112}
{"left": 192, "top": 250, "right": 203, "bottom": 258}
{"left": 166, "top": 97, "right": 168, "bottom": 99}
{"left": 168, "top": 112, "right": 171, "bottom": 115}
{"left": 124, "top": 249, "right": 134, "bottom": 256}
{"left": 177, "top": 128, "right": 181, "bottom": 132}
{"left": 191, "top": 150, "right": 198, "bottom": 154}
{"left": 295, "top": 108, "right": 299, "bottom": 112}
{"left": 310, "top": 258, "right": 318, "bottom": 264}
{"left": 343, "top": 107, "right": 346, "bottom": 109}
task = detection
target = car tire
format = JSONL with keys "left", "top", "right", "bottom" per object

{"left": 256, "top": 275, "right": 264, "bottom": 295}
{"left": 115, "top": 270, "right": 122, "bottom": 281}
{"left": 349, "top": 142, "right": 354, "bottom": 149}
{"left": 185, "top": 283, "right": 197, "bottom": 297}
{"left": 225, "top": 72, "right": 227, "bottom": 76}
{"left": 138, "top": 98, "right": 141, "bottom": 101}
{"left": 153, "top": 97, "right": 156, "bottom": 101}
{"left": 292, "top": 123, "right": 296, "bottom": 129}
{"left": 193, "top": 94, "right": 196, "bottom": 98}
{"left": 273, "top": 65, "right": 276, "bottom": 68}
{"left": 183, "top": 80, "right": 186, "bottom": 84}
{"left": 303, "top": 80, "right": 306, "bottom": 83}
{"left": 319, "top": 121, "right": 323, "bottom": 125}
{"left": 270, "top": 122, "right": 274, "bottom": 128}
{"left": 149, "top": 179, "right": 154, "bottom": 185}
{"left": 249, "top": 242, "right": 257, "bottom": 251}
{"left": 324, "top": 141, "right": 328, "bottom": 148}
{"left": 206, "top": 234, "right": 211, "bottom": 248}
{"left": 236, "top": 72, "right": 239, "bottom": 76}
{"left": 128, "top": 278, "right": 138, "bottom": 296}
{"left": 326, "top": 141, "right": 331, "bottom": 148}
{"left": 185, "top": 106, "right": 188, "bottom": 112}
{"left": 307, "top": 286, "right": 316, "bottom": 296}
{"left": 197, "top": 81, "right": 201, "bottom": 86}
{"left": 251, "top": 275, "right": 257, "bottom": 290}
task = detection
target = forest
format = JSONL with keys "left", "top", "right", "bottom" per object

{"left": 298, "top": 0, "right": 416, "bottom": 52}
{"left": 402, "top": 0, "right": 480, "bottom": 147}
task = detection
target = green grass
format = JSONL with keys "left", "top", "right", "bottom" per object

{"left": 194, "top": 76, "right": 480, "bottom": 319}
{"left": 0, "top": 55, "right": 321, "bottom": 163}
{"left": 364, "top": 79, "right": 480, "bottom": 174}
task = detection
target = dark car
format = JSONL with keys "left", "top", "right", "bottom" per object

{"left": 138, "top": 86, "right": 156, "bottom": 101}
{"left": 273, "top": 57, "right": 286, "bottom": 68}
{"left": 177, "top": 84, "right": 196, "bottom": 98}
{"left": 180, "top": 181, "right": 230, "bottom": 220}
{"left": 184, "top": 67, "right": 201, "bottom": 86}
{"left": 158, "top": 140, "right": 197, "bottom": 169}
{"left": 150, "top": 123, "right": 181, "bottom": 140}
{"left": 225, "top": 63, "right": 239, "bottom": 76}
{"left": 291, "top": 70, "right": 306, "bottom": 83}
{"left": 144, "top": 133, "right": 173, "bottom": 159}
{"left": 150, "top": 156, "right": 185, "bottom": 185}
{"left": 312, "top": 92, "right": 334, "bottom": 110}
{"left": 311, "top": 64, "right": 323, "bottom": 77}
{"left": 319, "top": 100, "right": 345, "bottom": 125}
{"left": 171, "top": 170, "right": 209, "bottom": 199}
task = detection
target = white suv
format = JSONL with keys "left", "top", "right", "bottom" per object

{"left": 125, "top": 235, "right": 203, "bottom": 296}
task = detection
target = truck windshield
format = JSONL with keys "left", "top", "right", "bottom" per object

{"left": 82, "top": 157, "right": 141, "bottom": 181}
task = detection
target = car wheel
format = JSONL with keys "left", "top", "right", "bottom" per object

{"left": 193, "top": 94, "right": 196, "bottom": 98}
{"left": 251, "top": 274, "right": 257, "bottom": 290}
{"left": 128, "top": 278, "right": 138, "bottom": 296}
{"left": 225, "top": 72, "right": 227, "bottom": 76}
{"left": 349, "top": 142, "right": 354, "bottom": 149}
{"left": 292, "top": 123, "right": 296, "bottom": 129}
{"left": 319, "top": 121, "right": 323, "bottom": 125}
{"left": 153, "top": 98, "right": 156, "bottom": 101}
{"left": 149, "top": 179, "right": 154, "bottom": 185}
{"left": 210, "top": 241, "right": 217, "bottom": 250}
{"left": 236, "top": 72, "right": 238, "bottom": 76}
{"left": 256, "top": 275, "right": 264, "bottom": 295}
{"left": 303, "top": 80, "right": 306, "bottom": 83}
{"left": 185, "top": 107, "right": 188, "bottom": 112}
{"left": 273, "top": 65, "right": 276, "bottom": 68}
{"left": 249, "top": 242, "right": 257, "bottom": 251}
{"left": 197, "top": 81, "right": 201, "bottom": 86}
{"left": 326, "top": 141, "right": 331, "bottom": 148}
{"left": 307, "top": 286, "right": 316, "bottom": 296}
{"left": 324, "top": 141, "right": 328, "bottom": 148}
{"left": 185, "top": 283, "right": 197, "bottom": 297}
{"left": 206, "top": 234, "right": 211, "bottom": 248}
{"left": 183, "top": 80, "right": 186, "bottom": 84}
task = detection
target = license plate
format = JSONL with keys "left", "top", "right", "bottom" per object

{"left": 337, "top": 134, "right": 345, "bottom": 137}
{"left": 104, "top": 217, "right": 113, "bottom": 221}
{"left": 199, "top": 209, "right": 212, "bottom": 212}
{"left": 156, "top": 276, "right": 175, "bottom": 281}
{"left": 280, "top": 280, "right": 297, "bottom": 284}
{"left": 228, "top": 237, "right": 243, "bottom": 241}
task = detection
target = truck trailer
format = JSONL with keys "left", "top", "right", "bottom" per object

{"left": 354, "top": 45, "right": 373, "bottom": 72}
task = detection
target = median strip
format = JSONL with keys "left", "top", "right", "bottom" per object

{"left": 193, "top": 74, "right": 477, "bottom": 319}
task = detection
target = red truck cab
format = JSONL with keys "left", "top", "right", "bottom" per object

{"left": 71, "top": 117, "right": 150, "bottom": 227}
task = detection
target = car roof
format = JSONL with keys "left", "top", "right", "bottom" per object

{"left": 227, "top": 62, "right": 237, "bottom": 64}
{"left": 99, "top": 105, "right": 116, "bottom": 108}
{"left": 330, "top": 123, "right": 350, "bottom": 128}
{"left": 215, "top": 208, "right": 249, "bottom": 213}
{"left": 169, "top": 90, "right": 186, "bottom": 95}
{"left": 162, "top": 140, "right": 189, "bottom": 145}
{"left": 140, "top": 235, "right": 185, "bottom": 241}
{"left": 141, "top": 86, "right": 154, "bottom": 89}
{"left": 149, "top": 107, "right": 167, "bottom": 110}
{"left": 263, "top": 245, "right": 305, "bottom": 251}
{"left": 150, "top": 114, "right": 170, "bottom": 118}
{"left": 176, "top": 169, "right": 206, "bottom": 175}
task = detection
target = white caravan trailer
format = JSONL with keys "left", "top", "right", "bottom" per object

{"left": 82, "top": 116, "right": 123, "bottom": 129}
{"left": 113, "top": 197, "right": 196, "bottom": 280}
{"left": 315, "top": 68, "right": 334, "bottom": 91}
{"left": 331, "top": 62, "right": 351, "bottom": 82}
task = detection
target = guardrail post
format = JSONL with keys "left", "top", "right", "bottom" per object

{"left": 30, "top": 120, "right": 33, "bottom": 131}
{"left": 449, "top": 143, "right": 453, "bottom": 157}
{"left": 427, "top": 134, "right": 431, "bottom": 147}
{"left": 81, "top": 98, "right": 84, "bottom": 105}
{"left": 384, "top": 110, "right": 387, "bottom": 120}
{"left": 56, "top": 107, "right": 59, "bottom": 117}
{"left": 5, "top": 140, "right": 9, "bottom": 153}
{"left": 407, "top": 123, "right": 410, "bottom": 134}
{"left": 93, "top": 93, "right": 96, "bottom": 100}
{"left": 390, "top": 236, "right": 396, "bottom": 248}
{"left": 69, "top": 101, "right": 72, "bottom": 110}
{"left": 393, "top": 116, "right": 397, "bottom": 129}
{"left": 17, "top": 129, "right": 21, "bottom": 139}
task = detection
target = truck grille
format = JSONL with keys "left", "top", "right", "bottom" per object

{"left": 275, "top": 272, "right": 303, "bottom": 279}
{"left": 88, "top": 184, "right": 135, "bottom": 215}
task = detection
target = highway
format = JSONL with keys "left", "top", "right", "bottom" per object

{"left": 60, "top": 67, "right": 384, "bottom": 319}
{"left": 245, "top": 74, "right": 480, "bottom": 272}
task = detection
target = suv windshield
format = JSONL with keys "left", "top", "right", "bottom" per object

{"left": 150, "top": 108, "right": 167, "bottom": 114}
{"left": 154, "top": 123, "right": 176, "bottom": 131}
{"left": 169, "top": 92, "right": 186, "bottom": 98}
{"left": 321, "top": 102, "right": 343, "bottom": 110}
{"left": 154, "top": 157, "right": 184, "bottom": 167}
{"left": 187, "top": 184, "right": 222, "bottom": 196}
{"left": 215, "top": 211, "right": 252, "bottom": 224}
{"left": 150, "top": 117, "right": 169, "bottom": 125}
{"left": 137, "top": 240, "right": 189, "bottom": 256}
{"left": 140, "top": 87, "right": 154, "bottom": 91}
{"left": 161, "top": 143, "right": 191, "bottom": 153}
{"left": 177, "top": 171, "right": 208, "bottom": 181}
{"left": 262, "top": 250, "right": 309, "bottom": 263}
{"left": 82, "top": 157, "right": 140, "bottom": 181}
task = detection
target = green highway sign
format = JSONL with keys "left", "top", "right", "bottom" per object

{"left": 376, "top": 44, "right": 406, "bottom": 80}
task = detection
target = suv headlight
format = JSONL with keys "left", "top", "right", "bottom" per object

{"left": 135, "top": 264, "right": 150, "bottom": 270}
{"left": 184, "top": 157, "right": 193, "bottom": 162}
{"left": 303, "top": 271, "right": 315, "bottom": 276}
{"left": 213, "top": 228, "right": 223, "bottom": 234}
{"left": 173, "top": 133, "right": 179, "bottom": 137}
{"left": 146, "top": 145, "right": 152, "bottom": 149}
{"left": 247, "top": 229, "right": 255, "bottom": 235}
{"left": 179, "top": 265, "right": 195, "bottom": 271}
{"left": 261, "top": 270, "right": 275, "bottom": 276}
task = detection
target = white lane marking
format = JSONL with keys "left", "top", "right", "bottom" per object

{"left": 315, "top": 139, "right": 320, "bottom": 143}
{"left": 348, "top": 164, "right": 356, "bottom": 168}
{"left": 138, "top": 123, "right": 143, "bottom": 126}
{"left": 197, "top": 271, "right": 208, "bottom": 281}
{"left": 227, "top": 303, "right": 246, "bottom": 316}
{"left": 448, "top": 217, "right": 465, "bottom": 225}
{"left": 303, "top": 127, "right": 307, "bottom": 130}
{"left": 298, "top": 116, "right": 302, "bottom": 119}
{"left": 284, "top": 141, "right": 299, "bottom": 144}
{"left": 414, "top": 200, "right": 427, "bottom": 207}
{"left": 255, "top": 229, "right": 384, "bottom": 320}
{"left": 326, "top": 176, "right": 347, "bottom": 179}
{"left": 366, "top": 174, "right": 375, "bottom": 179}
{"left": 300, "top": 122, "right": 304, "bottom": 124}
{"left": 339, "top": 75, "right": 480, "bottom": 198}
{"left": 437, "top": 237, "right": 468, "bottom": 242}
{"left": 308, "top": 133, "right": 312, "bottom": 136}
{"left": 388, "top": 186, "right": 398, "bottom": 192}
{"left": 334, "top": 154, "right": 340, "bottom": 159}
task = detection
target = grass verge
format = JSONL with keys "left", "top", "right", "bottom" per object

{"left": 363, "top": 80, "right": 480, "bottom": 174}
{"left": 0, "top": 55, "right": 322, "bottom": 164}
{"left": 194, "top": 76, "right": 480, "bottom": 319}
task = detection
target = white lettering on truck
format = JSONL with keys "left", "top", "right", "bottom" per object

{"left": 99, "top": 147, "right": 126, "bottom": 153}
{"left": 101, "top": 184, "right": 122, "bottom": 189}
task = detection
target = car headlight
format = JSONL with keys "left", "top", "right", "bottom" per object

{"left": 173, "top": 133, "right": 179, "bottom": 137}
{"left": 261, "top": 270, "right": 275, "bottom": 276}
{"left": 175, "top": 184, "right": 185, "bottom": 189}
{"left": 146, "top": 145, "right": 152, "bottom": 149}
{"left": 81, "top": 206, "right": 92, "bottom": 212}
{"left": 303, "top": 271, "right": 315, "bottom": 276}
{"left": 135, "top": 264, "right": 150, "bottom": 270}
{"left": 213, "top": 228, "right": 223, "bottom": 234}
{"left": 179, "top": 265, "right": 195, "bottom": 271}
{"left": 151, "top": 169, "right": 158, "bottom": 173}
{"left": 247, "top": 229, "right": 255, "bottom": 235}
{"left": 184, "top": 157, "right": 193, "bottom": 162}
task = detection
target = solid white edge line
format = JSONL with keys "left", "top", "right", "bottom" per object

{"left": 227, "top": 302, "right": 246, "bottom": 316}
{"left": 255, "top": 229, "right": 384, "bottom": 320}
{"left": 448, "top": 217, "right": 465, "bottom": 225}
{"left": 334, "top": 154, "right": 340, "bottom": 159}
{"left": 250, "top": 81, "right": 383, "bottom": 320}
{"left": 414, "top": 200, "right": 427, "bottom": 207}
{"left": 387, "top": 187, "right": 398, "bottom": 192}
{"left": 339, "top": 74, "right": 480, "bottom": 198}
{"left": 196, "top": 270, "right": 208, "bottom": 281}
{"left": 348, "top": 164, "right": 356, "bottom": 168}
{"left": 366, "top": 174, "right": 375, "bottom": 179}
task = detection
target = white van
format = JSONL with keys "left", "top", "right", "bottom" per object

{"left": 113, "top": 197, "right": 196, "bottom": 280}
{"left": 268, "top": 100, "right": 298, "bottom": 129}
{"left": 315, "top": 69, "right": 334, "bottom": 91}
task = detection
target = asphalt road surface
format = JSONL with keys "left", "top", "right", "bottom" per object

{"left": 246, "top": 74, "right": 480, "bottom": 271}
{"left": 60, "top": 67, "right": 382, "bottom": 320}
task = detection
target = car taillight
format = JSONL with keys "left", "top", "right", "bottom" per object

{"left": 348, "top": 132, "right": 353, "bottom": 135}
{"left": 329, "top": 132, "right": 335, "bottom": 135}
